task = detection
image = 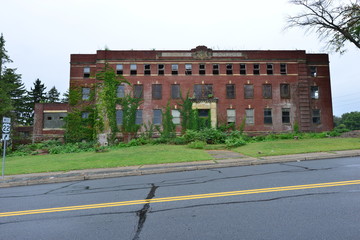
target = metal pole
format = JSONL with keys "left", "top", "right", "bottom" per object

{"left": 2, "top": 139, "right": 6, "bottom": 179}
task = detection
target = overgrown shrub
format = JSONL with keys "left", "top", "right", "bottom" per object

{"left": 201, "top": 128, "right": 226, "bottom": 144}
{"left": 225, "top": 137, "right": 247, "bottom": 148}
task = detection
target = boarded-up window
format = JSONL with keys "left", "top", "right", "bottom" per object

{"left": 116, "top": 110, "right": 123, "bottom": 125}
{"left": 262, "top": 84, "right": 272, "bottom": 99}
{"left": 264, "top": 108, "right": 272, "bottom": 124}
{"left": 282, "top": 108, "right": 290, "bottom": 124}
{"left": 245, "top": 109, "right": 254, "bottom": 124}
{"left": 227, "top": 109, "right": 236, "bottom": 123}
{"left": 226, "top": 84, "right": 235, "bottom": 99}
{"left": 280, "top": 84, "right": 290, "bottom": 99}
{"left": 134, "top": 85, "right": 143, "bottom": 98}
{"left": 153, "top": 109, "right": 162, "bottom": 125}
{"left": 152, "top": 84, "right": 162, "bottom": 99}
{"left": 244, "top": 84, "right": 254, "bottom": 99}
{"left": 171, "top": 84, "right": 180, "bottom": 99}
{"left": 172, "top": 110, "right": 180, "bottom": 124}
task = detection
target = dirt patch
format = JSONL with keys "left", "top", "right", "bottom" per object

{"left": 340, "top": 130, "right": 360, "bottom": 138}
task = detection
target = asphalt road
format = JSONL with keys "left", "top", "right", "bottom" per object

{"left": 1, "top": 156, "right": 360, "bottom": 240}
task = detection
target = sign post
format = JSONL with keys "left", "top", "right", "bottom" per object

{"left": 2, "top": 117, "right": 11, "bottom": 179}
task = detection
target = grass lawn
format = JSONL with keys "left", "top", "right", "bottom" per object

{"left": 4, "top": 145, "right": 212, "bottom": 175}
{"left": 234, "top": 138, "right": 360, "bottom": 157}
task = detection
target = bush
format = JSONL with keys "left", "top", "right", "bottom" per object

{"left": 225, "top": 137, "right": 247, "bottom": 148}
{"left": 187, "top": 141, "right": 206, "bottom": 149}
{"left": 201, "top": 128, "right": 226, "bottom": 144}
{"left": 183, "top": 130, "right": 204, "bottom": 143}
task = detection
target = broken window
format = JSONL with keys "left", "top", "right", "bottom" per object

{"left": 130, "top": 64, "right": 137, "bottom": 75}
{"left": 245, "top": 109, "right": 254, "bottom": 124}
{"left": 172, "top": 110, "right": 180, "bottom": 124}
{"left": 153, "top": 109, "right": 162, "bottom": 125}
{"left": 81, "top": 112, "right": 89, "bottom": 119}
{"left": 244, "top": 84, "right": 254, "bottom": 99}
{"left": 280, "top": 63, "right": 287, "bottom": 75}
{"left": 226, "top": 84, "right": 235, "bottom": 99}
{"left": 47, "top": 116, "right": 52, "bottom": 120}
{"left": 134, "top": 85, "right": 143, "bottom": 98}
{"left": 262, "top": 84, "right": 272, "bottom": 99}
{"left": 171, "top": 84, "right": 180, "bottom": 99}
{"left": 311, "top": 86, "right": 319, "bottom": 99}
{"left": 264, "top": 108, "right": 272, "bottom": 124}
{"left": 312, "top": 109, "right": 321, "bottom": 124}
{"left": 152, "top": 84, "right": 162, "bottom": 99}
{"left": 83, "top": 67, "right": 90, "bottom": 78}
{"left": 116, "top": 64, "right": 123, "bottom": 75}
{"left": 198, "top": 109, "right": 209, "bottom": 118}
{"left": 280, "top": 84, "right": 290, "bottom": 99}
{"left": 267, "top": 64, "right": 273, "bottom": 75}
{"left": 253, "top": 64, "right": 260, "bottom": 75}
{"left": 282, "top": 108, "right": 290, "bottom": 124}
{"left": 213, "top": 64, "right": 219, "bottom": 75}
{"left": 240, "top": 64, "right": 246, "bottom": 75}
{"left": 117, "top": 85, "right": 125, "bottom": 98}
{"left": 226, "top": 64, "right": 233, "bottom": 75}
{"left": 194, "top": 84, "right": 213, "bottom": 99}
{"left": 199, "top": 64, "right": 206, "bottom": 75}
{"left": 82, "top": 87, "right": 90, "bottom": 100}
{"left": 171, "top": 64, "right": 178, "bottom": 75}
{"left": 227, "top": 109, "right": 236, "bottom": 124}
{"left": 116, "top": 110, "right": 123, "bottom": 125}
{"left": 158, "top": 64, "right": 165, "bottom": 75}
{"left": 135, "top": 110, "right": 143, "bottom": 125}
{"left": 185, "top": 64, "right": 192, "bottom": 75}
{"left": 310, "top": 66, "right": 317, "bottom": 77}
{"left": 144, "top": 64, "right": 151, "bottom": 75}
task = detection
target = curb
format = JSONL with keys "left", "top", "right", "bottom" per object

{"left": 1, "top": 150, "right": 360, "bottom": 188}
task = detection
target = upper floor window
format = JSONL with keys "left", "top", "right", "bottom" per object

{"left": 226, "top": 84, "right": 236, "bottom": 99}
{"left": 82, "top": 87, "right": 90, "bottom": 100}
{"left": 130, "top": 64, "right": 137, "bottom": 75}
{"left": 116, "top": 64, "right": 123, "bottom": 75}
{"left": 213, "top": 64, "right": 219, "bottom": 75}
{"left": 311, "top": 86, "right": 319, "bottom": 99}
{"left": 158, "top": 64, "right": 165, "bottom": 75}
{"left": 117, "top": 85, "right": 125, "bottom": 98}
{"left": 310, "top": 66, "right": 317, "bottom": 77}
{"left": 152, "top": 84, "right": 162, "bottom": 100}
{"left": 244, "top": 84, "right": 254, "bottom": 99}
{"left": 171, "top": 84, "right": 180, "bottom": 99}
{"left": 134, "top": 85, "right": 143, "bottom": 98}
{"left": 185, "top": 64, "right": 192, "bottom": 75}
{"left": 199, "top": 64, "right": 206, "bottom": 75}
{"left": 171, "top": 64, "right": 178, "bottom": 75}
{"left": 253, "top": 64, "right": 260, "bottom": 75}
{"left": 264, "top": 108, "right": 272, "bottom": 124}
{"left": 262, "top": 84, "right": 272, "bottom": 99}
{"left": 280, "top": 63, "right": 287, "bottom": 75}
{"left": 194, "top": 84, "right": 213, "bottom": 99}
{"left": 226, "top": 64, "right": 233, "bottom": 75}
{"left": 240, "top": 64, "right": 246, "bottom": 75}
{"left": 267, "top": 64, "right": 274, "bottom": 75}
{"left": 280, "top": 83, "right": 290, "bottom": 99}
{"left": 83, "top": 67, "right": 90, "bottom": 78}
{"left": 144, "top": 64, "right": 151, "bottom": 75}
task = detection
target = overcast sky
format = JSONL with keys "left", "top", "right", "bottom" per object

{"left": 1, "top": 0, "right": 359, "bottom": 116}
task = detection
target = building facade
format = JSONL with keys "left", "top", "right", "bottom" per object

{"left": 69, "top": 46, "right": 333, "bottom": 134}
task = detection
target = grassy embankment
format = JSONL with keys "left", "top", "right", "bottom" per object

{"left": 3, "top": 137, "right": 360, "bottom": 175}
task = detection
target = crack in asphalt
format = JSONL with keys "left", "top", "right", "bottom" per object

{"left": 132, "top": 184, "right": 158, "bottom": 240}
{"left": 279, "top": 163, "right": 333, "bottom": 171}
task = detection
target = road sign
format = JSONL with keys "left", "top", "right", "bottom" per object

{"left": 2, "top": 117, "right": 11, "bottom": 124}
{"left": 2, "top": 134, "right": 10, "bottom": 141}
{"left": 2, "top": 123, "right": 10, "bottom": 134}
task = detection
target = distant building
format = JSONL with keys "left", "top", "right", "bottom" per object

{"left": 68, "top": 46, "right": 333, "bottom": 134}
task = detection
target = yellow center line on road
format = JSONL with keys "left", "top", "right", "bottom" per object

{"left": 1, "top": 179, "right": 360, "bottom": 218}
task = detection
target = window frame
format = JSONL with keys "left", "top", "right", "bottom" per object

{"left": 245, "top": 109, "right": 254, "bottom": 125}
{"left": 212, "top": 64, "right": 219, "bottom": 75}
{"left": 134, "top": 85, "right": 143, "bottom": 99}
{"left": 227, "top": 109, "right": 236, "bottom": 124}
{"left": 172, "top": 110, "right": 181, "bottom": 125}
{"left": 280, "top": 83, "right": 291, "bottom": 99}
{"left": 253, "top": 64, "right": 260, "bottom": 75}
{"left": 135, "top": 109, "right": 143, "bottom": 125}
{"left": 280, "top": 63, "right": 287, "bottom": 75}
{"left": 171, "top": 84, "right": 180, "bottom": 99}
{"left": 264, "top": 108, "right": 273, "bottom": 124}
{"left": 116, "top": 64, "right": 123, "bottom": 75}
{"left": 312, "top": 109, "right": 321, "bottom": 124}
{"left": 153, "top": 109, "right": 162, "bottom": 125}
{"left": 158, "top": 64, "right": 165, "bottom": 75}
{"left": 82, "top": 87, "right": 91, "bottom": 100}
{"left": 130, "top": 64, "right": 137, "bottom": 75}
{"left": 262, "top": 84, "right": 272, "bottom": 99}
{"left": 244, "top": 84, "right": 254, "bottom": 99}
{"left": 226, "top": 64, "right": 233, "bottom": 75}
{"left": 282, "top": 108, "right": 290, "bottom": 124}
{"left": 199, "top": 64, "right": 206, "bottom": 75}
{"left": 144, "top": 64, "right": 151, "bottom": 75}
{"left": 185, "top": 64, "right": 192, "bottom": 75}
{"left": 267, "top": 63, "right": 274, "bottom": 75}
{"left": 152, "top": 84, "right": 162, "bottom": 100}
{"left": 311, "top": 86, "right": 319, "bottom": 99}
{"left": 240, "top": 63, "right": 246, "bottom": 75}
{"left": 117, "top": 85, "right": 125, "bottom": 98}
{"left": 83, "top": 67, "right": 90, "bottom": 78}
{"left": 171, "top": 64, "right": 178, "bottom": 75}
{"left": 226, "top": 84, "right": 236, "bottom": 99}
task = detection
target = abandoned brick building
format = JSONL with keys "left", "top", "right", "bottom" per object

{"left": 66, "top": 45, "right": 334, "bottom": 135}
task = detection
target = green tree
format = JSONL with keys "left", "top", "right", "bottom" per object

{"left": 287, "top": 0, "right": 360, "bottom": 53}
{"left": 161, "top": 101, "right": 176, "bottom": 138}
{"left": 341, "top": 111, "right": 360, "bottom": 130}
{"left": 27, "top": 78, "right": 47, "bottom": 125}
{"left": 46, "top": 86, "right": 60, "bottom": 103}
{"left": 61, "top": 89, "right": 69, "bottom": 103}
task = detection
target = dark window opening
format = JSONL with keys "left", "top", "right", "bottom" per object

{"left": 116, "top": 64, "right": 123, "bottom": 75}
{"left": 226, "top": 84, "right": 235, "bottom": 99}
{"left": 310, "top": 66, "right": 317, "bottom": 77}
{"left": 59, "top": 117, "right": 64, "bottom": 120}
{"left": 253, "top": 64, "right": 260, "bottom": 75}
{"left": 171, "top": 84, "right": 180, "bottom": 99}
{"left": 213, "top": 64, "right": 219, "bottom": 75}
{"left": 312, "top": 109, "right": 321, "bottom": 124}
{"left": 144, "top": 64, "right": 151, "bottom": 75}
{"left": 267, "top": 64, "right": 273, "bottom": 75}
{"left": 172, "top": 64, "right": 178, "bottom": 75}
{"left": 152, "top": 84, "right": 162, "bottom": 99}
{"left": 240, "top": 64, "right": 246, "bottom": 75}
{"left": 47, "top": 116, "right": 52, "bottom": 120}
{"left": 280, "top": 63, "right": 287, "bottom": 75}
{"left": 83, "top": 67, "right": 90, "bottom": 78}
{"left": 226, "top": 64, "right": 233, "bottom": 75}
{"left": 282, "top": 108, "right": 290, "bottom": 123}
{"left": 185, "top": 64, "right": 192, "bottom": 75}
{"left": 198, "top": 109, "right": 209, "bottom": 118}
{"left": 158, "top": 64, "right": 165, "bottom": 75}
{"left": 134, "top": 85, "right": 143, "bottom": 98}
{"left": 262, "top": 84, "right": 272, "bottom": 99}
{"left": 264, "top": 108, "right": 272, "bottom": 124}
{"left": 311, "top": 86, "right": 319, "bottom": 99}
{"left": 244, "top": 84, "right": 254, "bottom": 99}
{"left": 130, "top": 64, "right": 137, "bottom": 75}
{"left": 280, "top": 84, "right": 290, "bottom": 99}
{"left": 199, "top": 64, "right": 206, "bottom": 75}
